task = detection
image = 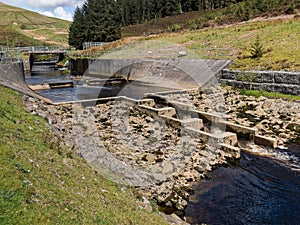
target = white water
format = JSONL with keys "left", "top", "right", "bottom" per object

{"left": 244, "top": 144, "right": 300, "bottom": 172}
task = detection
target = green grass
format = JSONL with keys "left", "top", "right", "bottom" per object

{"left": 0, "top": 3, "right": 70, "bottom": 27}
{"left": 0, "top": 25, "right": 45, "bottom": 47}
{"left": 94, "top": 16, "right": 300, "bottom": 71}
{"left": 239, "top": 89, "right": 300, "bottom": 100}
{"left": 0, "top": 2, "right": 70, "bottom": 47}
{"left": 154, "top": 17, "right": 300, "bottom": 71}
{"left": 0, "top": 85, "right": 167, "bottom": 225}
{"left": 122, "top": 0, "right": 300, "bottom": 37}
{"left": 120, "top": 0, "right": 300, "bottom": 71}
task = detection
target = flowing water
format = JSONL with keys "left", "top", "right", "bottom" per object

{"left": 185, "top": 144, "right": 300, "bottom": 225}
{"left": 26, "top": 63, "right": 178, "bottom": 102}
{"left": 33, "top": 82, "right": 178, "bottom": 103}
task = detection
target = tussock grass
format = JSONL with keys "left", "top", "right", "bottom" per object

{"left": 240, "top": 89, "right": 300, "bottom": 101}
{"left": 85, "top": 16, "right": 300, "bottom": 71}
{"left": 0, "top": 85, "right": 167, "bottom": 225}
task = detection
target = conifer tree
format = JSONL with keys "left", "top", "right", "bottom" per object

{"left": 69, "top": 0, "right": 121, "bottom": 49}
{"left": 68, "top": 7, "right": 86, "bottom": 49}
{"left": 163, "top": 0, "right": 182, "bottom": 16}
{"left": 69, "top": 0, "right": 273, "bottom": 49}
{"left": 250, "top": 35, "right": 264, "bottom": 59}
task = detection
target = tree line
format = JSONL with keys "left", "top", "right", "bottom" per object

{"left": 69, "top": 0, "right": 297, "bottom": 49}
{"left": 69, "top": 0, "right": 246, "bottom": 49}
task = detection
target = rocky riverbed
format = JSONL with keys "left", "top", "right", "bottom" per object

{"left": 22, "top": 86, "right": 300, "bottom": 221}
{"left": 167, "top": 86, "right": 300, "bottom": 146}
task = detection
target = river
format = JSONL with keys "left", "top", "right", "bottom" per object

{"left": 185, "top": 144, "right": 300, "bottom": 225}
{"left": 27, "top": 62, "right": 300, "bottom": 225}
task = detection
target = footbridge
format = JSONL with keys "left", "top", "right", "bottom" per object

{"left": 0, "top": 46, "right": 67, "bottom": 71}
{"left": 26, "top": 46, "right": 67, "bottom": 71}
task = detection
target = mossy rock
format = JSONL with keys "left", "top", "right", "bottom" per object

{"left": 287, "top": 123, "right": 300, "bottom": 133}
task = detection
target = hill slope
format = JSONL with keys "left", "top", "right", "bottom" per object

{"left": 0, "top": 85, "right": 168, "bottom": 224}
{"left": 0, "top": 2, "right": 70, "bottom": 47}
{"left": 82, "top": 15, "right": 300, "bottom": 71}
{"left": 122, "top": 0, "right": 300, "bottom": 37}
{"left": 159, "top": 15, "right": 300, "bottom": 71}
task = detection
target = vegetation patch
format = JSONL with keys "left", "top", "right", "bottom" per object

{"left": 240, "top": 89, "right": 300, "bottom": 101}
{"left": 157, "top": 17, "right": 300, "bottom": 71}
{"left": 80, "top": 12, "right": 300, "bottom": 71}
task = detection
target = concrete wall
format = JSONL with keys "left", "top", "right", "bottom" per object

{"left": 0, "top": 62, "right": 48, "bottom": 101}
{"left": 70, "top": 58, "right": 231, "bottom": 89}
{"left": 220, "top": 69, "right": 300, "bottom": 95}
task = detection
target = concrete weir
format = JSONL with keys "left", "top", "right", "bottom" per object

{"left": 0, "top": 62, "right": 52, "bottom": 103}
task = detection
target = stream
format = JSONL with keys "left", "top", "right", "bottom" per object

{"left": 26, "top": 62, "right": 300, "bottom": 225}
{"left": 185, "top": 144, "right": 300, "bottom": 225}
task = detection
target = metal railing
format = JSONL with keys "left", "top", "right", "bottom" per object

{"left": 0, "top": 46, "right": 69, "bottom": 64}
{"left": 82, "top": 42, "right": 109, "bottom": 50}
{"left": 0, "top": 46, "right": 68, "bottom": 53}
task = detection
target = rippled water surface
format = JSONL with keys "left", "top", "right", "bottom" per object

{"left": 185, "top": 146, "right": 300, "bottom": 225}
{"left": 26, "top": 73, "right": 178, "bottom": 102}
{"left": 35, "top": 83, "right": 178, "bottom": 102}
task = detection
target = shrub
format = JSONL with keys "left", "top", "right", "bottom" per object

{"left": 286, "top": 4, "right": 295, "bottom": 14}
{"left": 171, "top": 24, "right": 181, "bottom": 32}
{"left": 250, "top": 35, "right": 264, "bottom": 59}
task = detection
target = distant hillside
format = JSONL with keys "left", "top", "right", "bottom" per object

{"left": 0, "top": 2, "right": 70, "bottom": 47}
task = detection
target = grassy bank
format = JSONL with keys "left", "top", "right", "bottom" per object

{"left": 0, "top": 85, "right": 167, "bottom": 225}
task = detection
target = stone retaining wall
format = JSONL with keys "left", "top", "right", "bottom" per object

{"left": 220, "top": 69, "right": 300, "bottom": 95}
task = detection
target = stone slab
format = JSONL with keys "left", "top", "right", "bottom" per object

{"left": 254, "top": 135, "right": 278, "bottom": 149}
{"left": 221, "top": 121, "right": 258, "bottom": 138}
